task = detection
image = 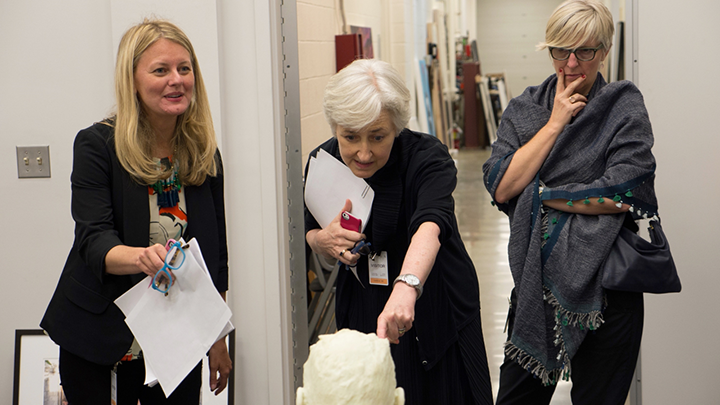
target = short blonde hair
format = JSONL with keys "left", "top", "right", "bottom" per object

{"left": 323, "top": 59, "right": 410, "bottom": 136}
{"left": 537, "top": 0, "right": 614, "bottom": 52}
{"left": 113, "top": 19, "right": 217, "bottom": 186}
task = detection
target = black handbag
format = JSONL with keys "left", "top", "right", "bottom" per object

{"left": 601, "top": 220, "right": 682, "bottom": 293}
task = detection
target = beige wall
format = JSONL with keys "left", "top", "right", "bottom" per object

{"left": 296, "top": 0, "right": 414, "bottom": 166}
{"left": 475, "top": 0, "right": 563, "bottom": 98}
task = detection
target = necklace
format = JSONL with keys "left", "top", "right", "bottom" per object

{"left": 151, "top": 157, "right": 181, "bottom": 208}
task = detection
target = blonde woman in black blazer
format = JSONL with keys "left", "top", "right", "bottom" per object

{"left": 41, "top": 20, "right": 231, "bottom": 404}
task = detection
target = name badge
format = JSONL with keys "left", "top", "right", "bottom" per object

{"left": 369, "top": 251, "right": 389, "bottom": 286}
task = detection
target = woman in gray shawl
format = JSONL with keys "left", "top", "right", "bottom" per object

{"left": 483, "top": 1, "right": 657, "bottom": 404}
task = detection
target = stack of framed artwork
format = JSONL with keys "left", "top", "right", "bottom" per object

{"left": 413, "top": 8, "right": 455, "bottom": 148}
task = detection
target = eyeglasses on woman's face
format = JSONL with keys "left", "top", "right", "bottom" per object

{"left": 549, "top": 45, "right": 604, "bottom": 62}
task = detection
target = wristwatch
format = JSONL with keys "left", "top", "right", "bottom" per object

{"left": 393, "top": 274, "right": 423, "bottom": 300}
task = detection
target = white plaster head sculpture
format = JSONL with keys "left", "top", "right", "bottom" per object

{"left": 296, "top": 329, "right": 405, "bottom": 405}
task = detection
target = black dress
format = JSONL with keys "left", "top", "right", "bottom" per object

{"left": 305, "top": 129, "right": 493, "bottom": 405}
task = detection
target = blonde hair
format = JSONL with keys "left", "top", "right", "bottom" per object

{"left": 323, "top": 59, "right": 410, "bottom": 136}
{"left": 112, "top": 19, "right": 217, "bottom": 186}
{"left": 537, "top": 0, "right": 614, "bottom": 52}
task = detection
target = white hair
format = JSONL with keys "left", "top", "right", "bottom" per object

{"left": 323, "top": 59, "right": 410, "bottom": 136}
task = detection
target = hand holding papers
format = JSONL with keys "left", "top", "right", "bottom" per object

{"left": 115, "top": 238, "right": 233, "bottom": 397}
{"left": 304, "top": 149, "right": 374, "bottom": 232}
{"left": 305, "top": 149, "right": 375, "bottom": 286}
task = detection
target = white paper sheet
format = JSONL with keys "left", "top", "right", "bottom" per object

{"left": 115, "top": 238, "right": 233, "bottom": 397}
{"left": 304, "top": 149, "right": 374, "bottom": 232}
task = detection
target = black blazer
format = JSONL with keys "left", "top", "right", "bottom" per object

{"left": 41, "top": 122, "right": 229, "bottom": 365}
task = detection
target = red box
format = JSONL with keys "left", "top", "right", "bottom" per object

{"left": 335, "top": 33, "right": 363, "bottom": 72}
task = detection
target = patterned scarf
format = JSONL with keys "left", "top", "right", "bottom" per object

{"left": 483, "top": 73, "right": 658, "bottom": 384}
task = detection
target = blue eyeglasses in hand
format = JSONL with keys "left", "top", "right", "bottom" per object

{"left": 152, "top": 240, "right": 186, "bottom": 294}
{"left": 351, "top": 240, "right": 376, "bottom": 259}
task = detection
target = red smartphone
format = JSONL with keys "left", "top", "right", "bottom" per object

{"left": 340, "top": 211, "right": 361, "bottom": 232}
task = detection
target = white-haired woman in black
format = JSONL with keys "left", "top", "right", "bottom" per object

{"left": 305, "top": 58, "right": 493, "bottom": 405}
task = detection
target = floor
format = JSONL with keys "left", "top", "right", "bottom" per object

{"left": 453, "top": 148, "right": 572, "bottom": 405}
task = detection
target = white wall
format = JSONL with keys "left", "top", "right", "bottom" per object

{"left": 475, "top": 0, "right": 562, "bottom": 98}
{"left": 0, "top": 1, "right": 114, "bottom": 400}
{"left": 0, "top": 1, "right": 292, "bottom": 404}
{"left": 216, "top": 0, "right": 294, "bottom": 403}
{"left": 636, "top": 1, "right": 720, "bottom": 403}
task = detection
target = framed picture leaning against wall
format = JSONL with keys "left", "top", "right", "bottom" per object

{"left": 13, "top": 329, "right": 65, "bottom": 405}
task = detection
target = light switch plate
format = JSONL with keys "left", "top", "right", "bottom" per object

{"left": 17, "top": 146, "right": 51, "bottom": 178}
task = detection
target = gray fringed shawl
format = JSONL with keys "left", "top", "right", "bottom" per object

{"left": 483, "top": 73, "right": 658, "bottom": 384}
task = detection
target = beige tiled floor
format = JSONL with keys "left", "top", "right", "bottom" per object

{"left": 453, "top": 148, "right": 572, "bottom": 405}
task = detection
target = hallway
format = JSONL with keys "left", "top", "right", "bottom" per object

{"left": 453, "top": 148, "right": 572, "bottom": 404}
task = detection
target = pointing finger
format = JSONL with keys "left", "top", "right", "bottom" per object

{"left": 564, "top": 73, "right": 587, "bottom": 96}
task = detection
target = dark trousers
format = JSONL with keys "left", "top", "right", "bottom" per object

{"left": 59, "top": 348, "right": 202, "bottom": 405}
{"left": 496, "top": 289, "right": 644, "bottom": 405}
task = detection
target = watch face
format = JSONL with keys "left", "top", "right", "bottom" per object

{"left": 395, "top": 274, "right": 423, "bottom": 300}
{"left": 402, "top": 274, "right": 420, "bottom": 286}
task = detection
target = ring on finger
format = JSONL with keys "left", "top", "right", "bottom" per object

{"left": 339, "top": 249, "right": 346, "bottom": 257}
{"left": 569, "top": 96, "right": 575, "bottom": 103}
{"left": 398, "top": 327, "right": 406, "bottom": 334}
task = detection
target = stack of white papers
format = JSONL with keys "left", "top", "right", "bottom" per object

{"left": 115, "top": 238, "right": 233, "bottom": 397}
{"left": 304, "top": 149, "right": 374, "bottom": 231}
